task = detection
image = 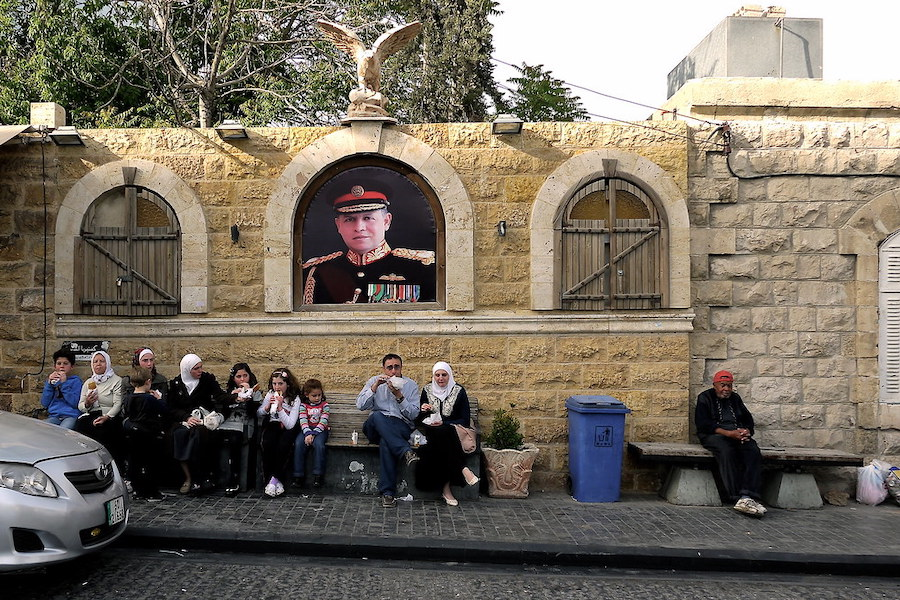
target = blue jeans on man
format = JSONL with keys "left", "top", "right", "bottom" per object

{"left": 362, "top": 411, "right": 414, "bottom": 497}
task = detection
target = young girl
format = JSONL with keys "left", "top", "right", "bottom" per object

{"left": 256, "top": 368, "right": 301, "bottom": 497}
{"left": 220, "top": 363, "right": 262, "bottom": 496}
{"left": 293, "top": 379, "right": 330, "bottom": 489}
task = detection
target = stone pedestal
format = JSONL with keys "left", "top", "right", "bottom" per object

{"left": 661, "top": 467, "right": 722, "bottom": 506}
{"left": 762, "top": 471, "right": 823, "bottom": 509}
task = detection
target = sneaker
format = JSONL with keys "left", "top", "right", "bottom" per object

{"left": 733, "top": 496, "right": 764, "bottom": 517}
{"left": 224, "top": 484, "right": 240, "bottom": 497}
{"left": 264, "top": 477, "right": 278, "bottom": 497}
{"left": 747, "top": 498, "right": 767, "bottom": 514}
{"left": 404, "top": 450, "right": 419, "bottom": 467}
{"left": 313, "top": 475, "right": 323, "bottom": 488}
{"left": 381, "top": 494, "right": 396, "bottom": 508}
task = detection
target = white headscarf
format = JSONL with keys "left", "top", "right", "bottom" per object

{"left": 138, "top": 348, "right": 154, "bottom": 362}
{"left": 180, "top": 353, "right": 202, "bottom": 395}
{"left": 430, "top": 361, "right": 456, "bottom": 401}
{"left": 90, "top": 351, "right": 116, "bottom": 384}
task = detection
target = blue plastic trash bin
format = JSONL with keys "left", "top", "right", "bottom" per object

{"left": 566, "top": 395, "right": 631, "bottom": 502}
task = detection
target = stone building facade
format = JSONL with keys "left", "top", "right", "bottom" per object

{"left": 1, "top": 78, "right": 898, "bottom": 493}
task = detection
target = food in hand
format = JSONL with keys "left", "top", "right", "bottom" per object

{"left": 88, "top": 381, "right": 97, "bottom": 390}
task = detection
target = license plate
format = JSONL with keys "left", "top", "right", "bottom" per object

{"left": 106, "top": 495, "right": 125, "bottom": 526}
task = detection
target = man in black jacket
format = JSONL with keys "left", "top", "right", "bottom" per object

{"left": 694, "top": 370, "right": 766, "bottom": 517}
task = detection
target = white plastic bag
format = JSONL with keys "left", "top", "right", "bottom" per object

{"left": 856, "top": 460, "right": 890, "bottom": 505}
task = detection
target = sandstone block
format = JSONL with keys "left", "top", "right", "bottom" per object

{"left": 709, "top": 254, "right": 759, "bottom": 279}
{"left": 751, "top": 306, "right": 787, "bottom": 331}
{"left": 803, "top": 376, "right": 850, "bottom": 404}
{"left": 767, "top": 332, "right": 798, "bottom": 357}
{"left": 709, "top": 307, "right": 752, "bottom": 332}
{"left": 735, "top": 229, "right": 792, "bottom": 253}
{"left": 781, "top": 404, "right": 825, "bottom": 429}
{"left": 694, "top": 281, "right": 732, "bottom": 306}
{"left": 751, "top": 377, "right": 802, "bottom": 404}
{"left": 556, "top": 337, "right": 608, "bottom": 362}
{"left": 798, "top": 332, "right": 841, "bottom": 357}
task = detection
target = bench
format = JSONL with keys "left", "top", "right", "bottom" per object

{"left": 628, "top": 442, "right": 865, "bottom": 509}
{"left": 290, "top": 392, "right": 481, "bottom": 499}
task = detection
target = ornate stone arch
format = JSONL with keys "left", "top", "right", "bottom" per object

{"left": 264, "top": 121, "right": 474, "bottom": 312}
{"left": 530, "top": 149, "right": 690, "bottom": 310}
{"left": 55, "top": 159, "right": 209, "bottom": 314}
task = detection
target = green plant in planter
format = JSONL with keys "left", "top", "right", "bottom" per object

{"left": 483, "top": 408, "right": 524, "bottom": 450}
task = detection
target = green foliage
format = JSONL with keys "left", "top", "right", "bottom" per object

{"left": 0, "top": 0, "right": 504, "bottom": 127}
{"left": 483, "top": 408, "right": 524, "bottom": 450}
{"left": 500, "top": 62, "right": 588, "bottom": 122}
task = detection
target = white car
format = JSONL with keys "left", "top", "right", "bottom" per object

{"left": 0, "top": 411, "right": 129, "bottom": 571}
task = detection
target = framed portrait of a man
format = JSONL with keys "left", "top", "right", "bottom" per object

{"left": 297, "top": 164, "right": 439, "bottom": 306}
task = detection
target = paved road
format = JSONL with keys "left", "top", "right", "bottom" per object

{"left": 4, "top": 547, "right": 898, "bottom": 600}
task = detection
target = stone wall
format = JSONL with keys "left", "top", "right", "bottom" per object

{"left": 2, "top": 104, "right": 898, "bottom": 492}
{"left": 0, "top": 121, "right": 690, "bottom": 492}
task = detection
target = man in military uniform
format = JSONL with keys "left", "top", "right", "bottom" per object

{"left": 302, "top": 179, "right": 436, "bottom": 304}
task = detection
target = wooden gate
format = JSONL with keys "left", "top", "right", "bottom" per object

{"left": 560, "top": 178, "right": 666, "bottom": 310}
{"left": 79, "top": 186, "right": 180, "bottom": 316}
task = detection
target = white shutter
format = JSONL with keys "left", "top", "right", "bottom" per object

{"left": 878, "top": 238, "right": 900, "bottom": 403}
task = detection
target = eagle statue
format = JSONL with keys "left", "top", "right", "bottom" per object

{"left": 316, "top": 19, "right": 423, "bottom": 119}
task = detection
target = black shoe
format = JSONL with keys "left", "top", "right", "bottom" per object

{"left": 313, "top": 475, "right": 323, "bottom": 488}
{"left": 404, "top": 450, "right": 419, "bottom": 467}
{"left": 224, "top": 484, "right": 240, "bottom": 497}
{"left": 381, "top": 494, "right": 396, "bottom": 508}
{"left": 291, "top": 477, "right": 306, "bottom": 489}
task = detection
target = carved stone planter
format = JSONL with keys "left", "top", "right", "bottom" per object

{"left": 482, "top": 444, "right": 539, "bottom": 498}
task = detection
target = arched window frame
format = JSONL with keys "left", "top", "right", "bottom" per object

{"left": 55, "top": 160, "right": 209, "bottom": 314}
{"left": 531, "top": 150, "right": 690, "bottom": 311}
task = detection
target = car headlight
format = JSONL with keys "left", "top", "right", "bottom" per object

{"left": 0, "top": 463, "right": 58, "bottom": 498}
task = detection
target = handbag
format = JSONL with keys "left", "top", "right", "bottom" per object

{"left": 453, "top": 424, "right": 477, "bottom": 454}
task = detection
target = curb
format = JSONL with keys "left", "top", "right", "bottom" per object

{"left": 121, "top": 527, "right": 900, "bottom": 577}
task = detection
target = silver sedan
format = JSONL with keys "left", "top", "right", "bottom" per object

{"left": 0, "top": 411, "right": 129, "bottom": 571}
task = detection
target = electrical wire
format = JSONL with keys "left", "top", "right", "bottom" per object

{"left": 491, "top": 57, "right": 725, "bottom": 126}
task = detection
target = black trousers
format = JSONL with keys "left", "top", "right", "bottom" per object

{"left": 698, "top": 433, "right": 763, "bottom": 502}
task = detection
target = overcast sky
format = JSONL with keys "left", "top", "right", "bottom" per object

{"left": 490, "top": 1, "right": 900, "bottom": 121}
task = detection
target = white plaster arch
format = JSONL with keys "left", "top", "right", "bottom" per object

{"left": 530, "top": 149, "right": 690, "bottom": 310}
{"left": 264, "top": 121, "right": 474, "bottom": 312}
{"left": 55, "top": 159, "right": 209, "bottom": 314}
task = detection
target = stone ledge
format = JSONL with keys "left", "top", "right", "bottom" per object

{"left": 55, "top": 310, "right": 696, "bottom": 338}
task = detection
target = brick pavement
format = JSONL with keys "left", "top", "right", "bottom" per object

{"left": 123, "top": 490, "right": 900, "bottom": 575}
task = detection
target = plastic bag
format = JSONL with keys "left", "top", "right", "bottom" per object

{"left": 886, "top": 467, "right": 900, "bottom": 506}
{"left": 856, "top": 460, "right": 890, "bottom": 505}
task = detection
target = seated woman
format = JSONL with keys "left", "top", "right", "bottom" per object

{"left": 167, "top": 353, "right": 228, "bottom": 495}
{"left": 124, "top": 347, "right": 168, "bottom": 400}
{"left": 414, "top": 361, "right": 479, "bottom": 506}
{"left": 76, "top": 351, "right": 125, "bottom": 464}
{"left": 40, "top": 347, "right": 82, "bottom": 429}
{"left": 219, "top": 362, "right": 262, "bottom": 496}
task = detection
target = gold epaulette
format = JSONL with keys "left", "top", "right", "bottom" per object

{"left": 391, "top": 248, "right": 435, "bottom": 266}
{"left": 301, "top": 251, "right": 343, "bottom": 269}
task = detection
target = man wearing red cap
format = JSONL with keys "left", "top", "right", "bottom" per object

{"left": 302, "top": 178, "right": 436, "bottom": 304}
{"left": 694, "top": 370, "right": 766, "bottom": 517}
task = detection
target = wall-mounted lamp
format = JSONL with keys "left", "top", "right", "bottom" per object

{"left": 491, "top": 114, "right": 524, "bottom": 135}
{"left": 216, "top": 119, "right": 248, "bottom": 140}
{"left": 231, "top": 224, "right": 240, "bottom": 243}
{"left": 49, "top": 126, "right": 85, "bottom": 146}
{"left": 497, "top": 220, "right": 507, "bottom": 236}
